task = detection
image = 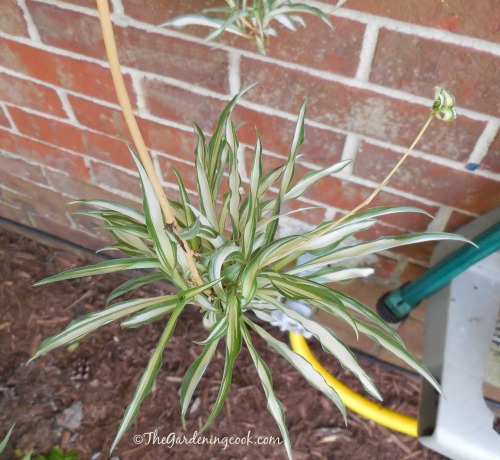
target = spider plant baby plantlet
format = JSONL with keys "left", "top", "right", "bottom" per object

{"left": 30, "top": 87, "right": 462, "bottom": 459}
{"left": 163, "top": 0, "right": 345, "bottom": 54}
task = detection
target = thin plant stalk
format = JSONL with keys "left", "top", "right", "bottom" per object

{"left": 332, "top": 112, "right": 434, "bottom": 229}
{"left": 95, "top": 0, "right": 204, "bottom": 286}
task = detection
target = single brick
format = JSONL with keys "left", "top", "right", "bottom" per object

{"left": 400, "top": 261, "right": 428, "bottom": 285}
{"left": 444, "top": 210, "right": 477, "bottom": 232}
{"left": 7, "top": 106, "right": 136, "bottom": 170}
{"left": 371, "top": 255, "right": 399, "bottom": 281}
{"left": 43, "top": 169, "right": 140, "bottom": 206}
{"left": 354, "top": 141, "right": 500, "bottom": 214}
{"left": 0, "top": 73, "right": 66, "bottom": 116}
{"left": 0, "top": 151, "right": 48, "bottom": 186}
{"left": 27, "top": 1, "right": 229, "bottom": 94}
{"left": 0, "top": 172, "right": 72, "bottom": 225}
{"left": 0, "top": 201, "right": 32, "bottom": 227}
{"left": 89, "top": 161, "right": 141, "bottom": 198}
{"left": 1, "top": 0, "right": 30, "bottom": 37}
{"left": 370, "top": 29, "right": 500, "bottom": 117}
{"left": 142, "top": 78, "right": 227, "bottom": 133}
{"left": 31, "top": 214, "right": 108, "bottom": 251}
{"left": 0, "top": 106, "right": 11, "bottom": 127}
{"left": 155, "top": 154, "right": 197, "bottom": 193}
{"left": 240, "top": 57, "right": 485, "bottom": 161}
{"left": 264, "top": 15, "right": 365, "bottom": 77}
{"left": 346, "top": 0, "right": 500, "bottom": 42}
{"left": 72, "top": 0, "right": 111, "bottom": 9}
{"left": 68, "top": 95, "right": 196, "bottom": 162}
{"left": 122, "top": 0, "right": 221, "bottom": 26}
{"left": 0, "top": 38, "right": 135, "bottom": 105}
{"left": 482, "top": 129, "right": 500, "bottom": 174}
{"left": 0, "top": 129, "right": 90, "bottom": 179}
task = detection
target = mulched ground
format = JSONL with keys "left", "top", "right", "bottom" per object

{"left": 0, "top": 227, "right": 445, "bottom": 459}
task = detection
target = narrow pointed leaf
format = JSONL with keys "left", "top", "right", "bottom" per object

{"left": 241, "top": 325, "right": 292, "bottom": 459}
{"left": 121, "top": 299, "right": 179, "bottom": 328}
{"left": 357, "top": 322, "right": 441, "bottom": 394}
{"left": 111, "top": 302, "right": 185, "bottom": 453}
{"left": 71, "top": 199, "right": 145, "bottom": 225}
{"left": 284, "top": 160, "right": 351, "bottom": 201}
{"left": 242, "top": 135, "right": 262, "bottom": 259}
{"left": 180, "top": 339, "right": 220, "bottom": 428}
{"left": 106, "top": 272, "right": 165, "bottom": 305}
{"left": 0, "top": 424, "right": 15, "bottom": 454}
{"left": 195, "top": 315, "right": 228, "bottom": 345}
{"left": 33, "top": 258, "right": 161, "bottom": 287}
{"left": 30, "top": 295, "right": 178, "bottom": 362}
{"left": 200, "top": 292, "right": 242, "bottom": 432}
{"left": 245, "top": 317, "right": 346, "bottom": 420}
{"left": 290, "top": 233, "right": 472, "bottom": 273}
{"left": 261, "top": 295, "right": 381, "bottom": 399}
{"left": 130, "top": 149, "right": 177, "bottom": 274}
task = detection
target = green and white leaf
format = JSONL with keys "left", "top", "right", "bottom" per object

{"left": 121, "top": 300, "right": 179, "bottom": 328}
{"left": 262, "top": 295, "right": 381, "bottom": 399}
{"left": 130, "top": 148, "right": 177, "bottom": 274}
{"left": 306, "top": 266, "right": 375, "bottom": 283}
{"left": 357, "top": 322, "right": 441, "bottom": 394}
{"left": 180, "top": 339, "right": 220, "bottom": 428}
{"left": 195, "top": 315, "right": 228, "bottom": 345}
{"left": 71, "top": 199, "right": 145, "bottom": 225}
{"left": 111, "top": 302, "right": 185, "bottom": 453}
{"left": 245, "top": 317, "right": 346, "bottom": 420}
{"left": 290, "top": 232, "right": 472, "bottom": 274}
{"left": 200, "top": 292, "right": 242, "bottom": 432}
{"left": 30, "top": 295, "right": 179, "bottom": 362}
{"left": 33, "top": 258, "right": 161, "bottom": 287}
{"left": 242, "top": 325, "right": 292, "bottom": 459}
{"left": 106, "top": 271, "right": 165, "bottom": 305}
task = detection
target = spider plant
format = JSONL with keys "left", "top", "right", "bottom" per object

{"left": 163, "top": 0, "right": 346, "bottom": 54}
{"left": 29, "top": 88, "right": 460, "bottom": 459}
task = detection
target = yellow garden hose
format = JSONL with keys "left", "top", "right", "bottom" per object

{"left": 289, "top": 332, "right": 418, "bottom": 437}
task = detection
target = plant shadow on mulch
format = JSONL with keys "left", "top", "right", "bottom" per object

{"left": 0, "top": 227, "right": 445, "bottom": 460}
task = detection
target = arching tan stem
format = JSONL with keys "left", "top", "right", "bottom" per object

{"left": 329, "top": 112, "right": 435, "bottom": 231}
{"left": 96, "top": 0, "right": 203, "bottom": 286}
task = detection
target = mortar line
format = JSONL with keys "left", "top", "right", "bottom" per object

{"left": 228, "top": 49, "right": 242, "bottom": 96}
{"left": 426, "top": 206, "right": 453, "bottom": 232}
{"left": 467, "top": 120, "right": 499, "bottom": 166}
{"left": 355, "top": 22, "right": 379, "bottom": 82}
{"left": 0, "top": 103, "right": 19, "bottom": 133}
{"left": 17, "top": 0, "right": 41, "bottom": 42}
{"left": 56, "top": 89, "right": 79, "bottom": 124}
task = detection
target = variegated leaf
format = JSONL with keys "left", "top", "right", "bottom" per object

{"left": 111, "top": 301, "right": 185, "bottom": 453}
{"left": 33, "top": 258, "right": 161, "bottom": 287}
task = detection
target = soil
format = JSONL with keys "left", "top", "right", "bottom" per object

{"left": 0, "top": 227, "right": 445, "bottom": 460}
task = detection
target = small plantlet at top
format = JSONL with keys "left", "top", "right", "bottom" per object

{"left": 29, "top": 87, "right": 462, "bottom": 459}
{"left": 163, "top": 0, "right": 346, "bottom": 54}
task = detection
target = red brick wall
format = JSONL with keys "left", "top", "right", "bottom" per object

{"left": 1, "top": 0, "right": 499, "bottom": 288}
